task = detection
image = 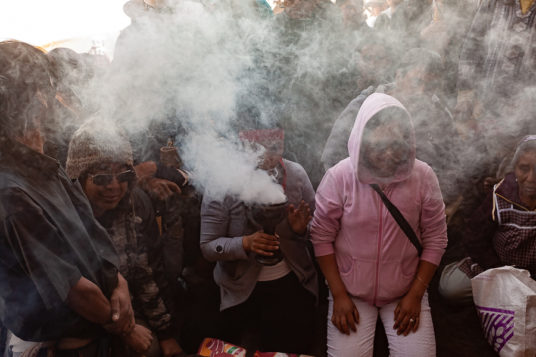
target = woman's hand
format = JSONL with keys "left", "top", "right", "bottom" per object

{"left": 104, "top": 274, "right": 135, "bottom": 335}
{"left": 316, "top": 255, "right": 357, "bottom": 335}
{"left": 393, "top": 291, "right": 422, "bottom": 336}
{"left": 332, "top": 292, "right": 359, "bottom": 335}
{"left": 139, "top": 176, "right": 181, "bottom": 200}
{"left": 393, "top": 261, "right": 436, "bottom": 336}
{"left": 288, "top": 200, "right": 312, "bottom": 235}
{"left": 123, "top": 324, "right": 153, "bottom": 354}
{"left": 242, "top": 232, "right": 279, "bottom": 256}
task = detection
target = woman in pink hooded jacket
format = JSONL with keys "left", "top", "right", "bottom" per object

{"left": 311, "top": 93, "right": 447, "bottom": 356}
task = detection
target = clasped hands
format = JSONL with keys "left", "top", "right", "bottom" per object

{"left": 104, "top": 275, "right": 153, "bottom": 354}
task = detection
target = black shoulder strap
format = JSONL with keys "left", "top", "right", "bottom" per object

{"left": 370, "top": 183, "right": 423, "bottom": 256}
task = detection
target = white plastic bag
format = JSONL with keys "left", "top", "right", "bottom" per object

{"left": 471, "top": 266, "right": 536, "bottom": 357}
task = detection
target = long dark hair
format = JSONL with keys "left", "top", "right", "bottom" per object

{"left": 0, "top": 41, "right": 55, "bottom": 139}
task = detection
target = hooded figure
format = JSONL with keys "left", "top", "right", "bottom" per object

{"left": 311, "top": 93, "right": 447, "bottom": 357}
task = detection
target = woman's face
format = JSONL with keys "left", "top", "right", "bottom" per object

{"left": 514, "top": 150, "right": 536, "bottom": 200}
{"left": 83, "top": 162, "right": 131, "bottom": 217}
{"left": 257, "top": 141, "right": 284, "bottom": 171}
{"left": 360, "top": 121, "right": 411, "bottom": 178}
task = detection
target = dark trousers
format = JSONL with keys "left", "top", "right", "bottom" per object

{"left": 54, "top": 337, "right": 110, "bottom": 357}
{"left": 221, "top": 272, "right": 315, "bottom": 355}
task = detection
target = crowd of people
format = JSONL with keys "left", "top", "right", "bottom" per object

{"left": 0, "top": 0, "right": 535, "bottom": 356}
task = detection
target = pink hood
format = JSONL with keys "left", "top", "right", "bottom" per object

{"left": 348, "top": 93, "right": 416, "bottom": 186}
{"left": 311, "top": 93, "right": 447, "bottom": 306}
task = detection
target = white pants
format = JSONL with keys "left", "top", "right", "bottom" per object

{"left": 327, "top": 293, "right": 436, "bottom": 357}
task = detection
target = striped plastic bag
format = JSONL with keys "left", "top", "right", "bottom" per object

{"left": 471, "top": 266, "right": 536, "bottom": 357}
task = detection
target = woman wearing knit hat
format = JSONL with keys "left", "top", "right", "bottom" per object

{"left": 66, "top": 119, "right": 184, "bottom": 357}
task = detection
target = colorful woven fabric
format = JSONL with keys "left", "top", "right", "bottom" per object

{"left": 253, "top": 352, "right": 314, "bottom": 357}
{"left": 197, "top": 338, "right": 315, "bottom": 357}
{"left": 198, "top": 338, "right": 246, "bottom": 357}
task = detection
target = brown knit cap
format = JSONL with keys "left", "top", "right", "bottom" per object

{"left": 66, "top": 118, "right": 133, "bottom": 179}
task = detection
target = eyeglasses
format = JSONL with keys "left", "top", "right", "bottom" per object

{"left": 89, "top": 170, "right": 136, "bottom": 187}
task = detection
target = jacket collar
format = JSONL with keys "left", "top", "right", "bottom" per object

{"left": 0, "top": 138, "right": 60, "bottom": 178}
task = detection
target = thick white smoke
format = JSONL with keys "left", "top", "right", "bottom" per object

{"left": 100, "top": 0, "right": 288, "bottom": 204}
{"left": 60, "top": 0, "right": 536, "bottom": 205}
{"left": 182, "top": 129, "right": 286, "bottom": 204}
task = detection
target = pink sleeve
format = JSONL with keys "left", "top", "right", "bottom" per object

{"left": 419, "top": 165, "right": 448, "bottom": 265}
{"left": 310, "top": 169, "right": 344, "bottom": 257}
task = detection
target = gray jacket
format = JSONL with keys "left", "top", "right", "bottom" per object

{"left": 200, "top": 159, "right": 318, "bottom": 310}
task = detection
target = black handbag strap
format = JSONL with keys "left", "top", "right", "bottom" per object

{"left": 370, "top": 183, "right": 423, "bottom": 256}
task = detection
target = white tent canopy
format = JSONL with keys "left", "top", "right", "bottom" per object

{"left": 0, "top": 0, "right": 130, "bottom": 56}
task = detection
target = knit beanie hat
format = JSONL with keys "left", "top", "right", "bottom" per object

{"left": 66, "top": 118, "right": 134, "bottom": 179}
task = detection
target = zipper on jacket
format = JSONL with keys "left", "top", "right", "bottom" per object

{"left": 373, "top": 192, "right": 383, "bottom": 307}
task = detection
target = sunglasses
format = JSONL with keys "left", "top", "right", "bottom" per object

{"left": 89, "top": 170, "right": 136, "bottom": 187}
